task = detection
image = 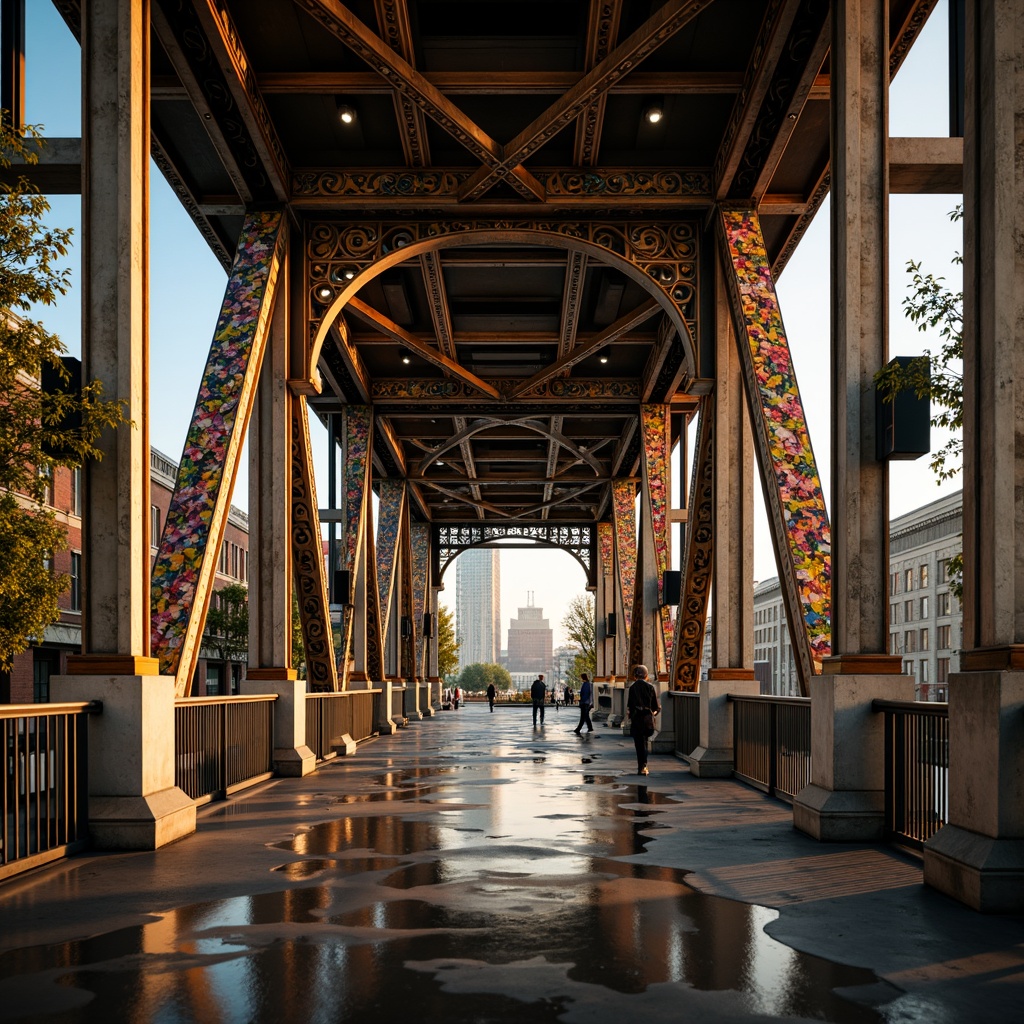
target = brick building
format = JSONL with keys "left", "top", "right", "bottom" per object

{"left": 3, "top": 447, "right": 249, "bottom": 702}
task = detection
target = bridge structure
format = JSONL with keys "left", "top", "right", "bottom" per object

{"left": 8, "top": 0, "right": 1021, "bottom": 911}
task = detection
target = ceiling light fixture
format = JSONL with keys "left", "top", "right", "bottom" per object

{"left": 644, "top": 99, "right": 665, "bottom": 125}
{"left": 401, "top": 355, "right": 411, "bottom": 365}
{"left": 599, "top": 356, "right": 609, "bottom": 364}
{"left": 316, "top": 285, "right": 332, "bottom": 300}
{"left": 337, "top": 103, "right": 357, "bottom": 126}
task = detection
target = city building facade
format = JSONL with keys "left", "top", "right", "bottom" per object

{"left": 454, "top": 547, "right": 501, "bottom": 671}
{"left": 751, "top": 490, "right": 963, "bottom": 700}
{"left": 506, "top": 596, "right": 553, "bottom": 681}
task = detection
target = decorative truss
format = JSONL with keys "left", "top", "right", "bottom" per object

{"left": 304, "top": 217, "right": 699, "bottom": 387}
{"left": 433, "top": 522, "right": 596, "bottom": 588}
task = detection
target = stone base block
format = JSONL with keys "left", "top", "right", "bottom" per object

{"left": 332, "top": 733, "right": 357, "bottom": 756}
{"left": 88, "top": 787, "right": 196, "bottom": 850}
{"left": 793, "top": 783, "right": 884, "bottom": 842}
{"left": 686, "top": 746, "right": 736, "bottom": 778}
{"left": 376, "top": 719, "right": 399, "bottom": 736}
{"left": 273, "top": 745, "right": 317, "bottom": 778}
{"left": 650, "top": 731, "right": 674, "bottom": 753}
{"left": 924, "top": 825, "right": 1024, "bottom": 913}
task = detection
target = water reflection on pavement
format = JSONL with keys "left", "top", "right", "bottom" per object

{"left": 0, "top": 706, "right": 887, "bottom": 1023}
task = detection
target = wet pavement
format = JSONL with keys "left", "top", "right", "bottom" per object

{"left": 1, "top": 704, "right": 1022, "bottom": 1022}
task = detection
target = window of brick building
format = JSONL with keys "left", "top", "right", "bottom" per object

{"left": 937, "top": 658, "right": 949, "bottom": 683}
{"left": 905, "top": 630, "right": 917, "bottom": 653}
{"left": 904, "top": 568, "right": 913, "bottom": 592}
{"left": 920, "top": 596, "right": 929, "bottom": 618}
{"left": 70, "top": 552, "right": 82, "bottom": 611}
{"left": 151, "top": 505, "right": 161, "bottom": 546}
{"left": 937, "top": 591, "right": 950, "bottom": 616}
{"left": 904, "top": 600, "right": 913, "bottom": 622}
{"left": 920, "top": 627, "right": 929, "bottom": 651}
{"left": 70, "top": 467, "right": 82, "bottom": 516}
{"left": 937, "top": 624, "right": 952, "bottom": 649}
{"left": 920, "top": 564, "right": 929, "bottom": 588}
{"left": 920, "top": 659, "right": 929, "bottom": 682}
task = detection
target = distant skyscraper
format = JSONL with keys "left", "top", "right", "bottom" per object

{"left": 506, "top": 594, "right": 553, "bottom": 679}
{"left": 456, "top": 548, "right": 501, "bottom": 669}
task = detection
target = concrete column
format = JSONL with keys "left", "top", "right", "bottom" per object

{"left": 922, "top": 0, "right": 1024, "bottom": 912}
{"left": 77, "top": 0, "right": 151, "bottom": 666}
{"left": 52, "top": 674, "right": 195, "bottom": 848}
{"left": 248, "top": 252, "right": 293, "bottom": 676}
{"left": 827, "top": 0, "right": 894, "bottom": 665}
{"left": 687, "top": 674, "right": 760, "bottom": 777}
{"left": 58, "top": 0, "right": 194, "bottom": 850}
{"left": 711, "top": 256, "right": 754, "bottom": 675}
{"left": 372, "top": 679, "right": 399, "bottom": 735}
{"left": 241, "top": 678, "right": 315, "bottom": 777}
{"left": 794, "top": 0, "right": 904, "bottom": 840}
{"left": 794, "top": 671, "right": 914, "bottom": 839}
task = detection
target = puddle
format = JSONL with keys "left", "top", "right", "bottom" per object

{"left": 1, "top": 809, "right": 885, "bottom": 1024}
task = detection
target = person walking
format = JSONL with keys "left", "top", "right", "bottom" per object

{"left": 573, "top": 673, "right": 594, "bottom": 735}
{"left": 626, "top": 664, "right": 660, "bottom": 775}
{"left": 486, "top": 682, "right": 496, "bottom": 712}
{"left": 530, "top": 673, "right": 547, "bottom": 726}
{"left": 453, "top": 685, "right": 461, "bottom": 710}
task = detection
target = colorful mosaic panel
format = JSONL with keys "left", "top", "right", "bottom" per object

{"left": 150, "top": 210, "right": 286, "bottom": 687}
{"left": 411, "top": 524, "right": 430, "bottom": 677}
{"left": 721, "top": 208, "right": 831, "bottom": 669}
{"left": 672, "top": 398, "right": 714, "bottom": 692}
{"left": 376, "top": 479, "right": 405, "bottom": 646}
{"left": 343, "top": 406, "right": 372, "bottom": 569}
{"left": 612, "top": 480, "right": 637, "bottom": 641}
{"left": 641, "top": 404, "right": 674, "bottom": 666}
{"left": 598, "top": 522, "right": 614, "bottom": 576}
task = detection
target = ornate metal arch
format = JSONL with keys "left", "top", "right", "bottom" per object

{"left": 300, "top": 220, "right": 699, "bottom": 390}
{"left": 432, "top": 522, "right": 597, "bottom": 589}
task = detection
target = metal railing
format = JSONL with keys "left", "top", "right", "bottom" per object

{"left": 305, "top": 690, "right": 377, "bottom": 760}
{"left": 174, "top": 696, "right": 276, "bottom": 803}
{"left": 1, "top": 701, "right": 100, "bottom": 880}
{"left": 731, "top": 694, "right": 812, "bottom": 802}
{"left": 874, "top": 698, "right": 949, "bottom": 849}
{"left": 670, "top": 691, "right": 700, "bottom": 757}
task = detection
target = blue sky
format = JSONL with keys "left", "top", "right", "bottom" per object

{"left": 26, "top": 2, "right": 963, "bottom": 646}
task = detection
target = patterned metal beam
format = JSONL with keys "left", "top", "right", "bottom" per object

{"left": 373, "top": 0, "right": 431, "bottom": 168}
{"left": 151, "top": 210, "right": 286, "bottom": 694}
{"left": 611, "top": 479, "right": 637, "bottom": 642}
{"left": 458, "top": 0, "right": 713, "bottom": 200}
{"left": 719, "top": 208, "right": 831, "bottom": 691}
{"left": 152, "top": 0, "right": 287, "bottom": 203}
{"left": 641, "top": 404, "right": 674, "bottom": 667}
{"left": 291, "top": 394, "right": 339, "bottom": 692}
{"left": 376, "top": 478, "right": 406, "bottom": 647}
{"left": 410, "top": 523, "right": 430, "bottom": 678}
{"left": 573, "top": 0, "right": 624, "bottom": 167}
{"left": 292, "top": 167, "right": 712, "bottom": 209}
{"left": 292, "top": 0, "right": 545, "bottom": 201}
{"left": 338, "top": 405, "right": 373, "bottom": 680}
{"left": 671, "top": 396, "right": 714, "bottom": 691}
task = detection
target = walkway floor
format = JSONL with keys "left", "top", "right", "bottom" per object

{"left": 1, "top": 704, "right": 1022, "bottom": 1023}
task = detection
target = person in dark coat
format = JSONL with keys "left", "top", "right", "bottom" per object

{"left": 626, "top": 664, "right": 660, "bottom": 775}
{"left": 486, "top": 682, "right": 496, "bottom": 712}
{"left": 573, "top": 673, "right": 594, "bottom": 735}
{"left": 530, "top": 674, "right": 547, "bottom": 726}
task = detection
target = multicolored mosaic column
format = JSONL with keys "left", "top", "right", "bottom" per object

{"left": 291, "top": 394, "right": 338, "bottom": 692}
{"left": 671, "top": 396, "right": 714, "bottom": 692}
{"left": 150, "top": 210, "right": 287, "bottom": 694}
{"left": 596, "top": 521, "right": 617, "bottom": 678}
{"left": 641, "top": 404, "right": 674, "bottom": 668}
{"left": 411, "top": 523, "right": 430, "bottom": 679}
{"left": 337, "top": 406, "right": 373, "bottom": 682}
{"left": 376, "top": 479, "right": 406, "bottom": 648}
{"left": 363, "top": 511, "right": 385, "bottom": 682}
{"left": 611, "top": 480, "right": 637, "bottom": 647}
{"left": 719, "top": 208, "right": 831, "bottom": 690}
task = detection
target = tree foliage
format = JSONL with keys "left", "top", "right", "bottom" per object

{"left": 874, "top": 205, "right": 964, "bottom": 597}
{"left": 561, "top": 593, "right": 596, "bottom": 686}
{"left": 457, "top": 662, "right": 512, "bottom": 691}
{"left": 0, "top": 116, "right": 128, "bottom": 671}
{"left": 204, "top": 583, "right": 249, "bottom": 663}
{"left": 437, "top": 604, "right": 459, "bottom": 680}
{"left": 875, "top": 206, "right": 963, "bottom": 482}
